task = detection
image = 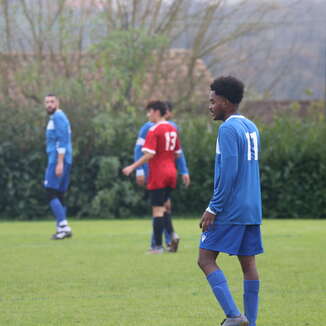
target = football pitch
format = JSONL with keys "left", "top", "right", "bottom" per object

{"left": 0, "top": 219, "right": 325, "bottom": 326}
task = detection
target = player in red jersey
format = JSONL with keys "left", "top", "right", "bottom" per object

{"left": 123, "top": 101, "right": 182, "bottom": 253}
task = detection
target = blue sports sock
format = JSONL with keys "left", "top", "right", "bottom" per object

{"left": 244, "top": 280, "right": 260, "bottom": 326}
{"left": 50, "top": 198, "right": 66, "bottom": 226}
{"left": 164, "top": 228, "right": 171, "bottom": 245}
{"left": 207, "top": 270, "right": 241, "bottom": 318}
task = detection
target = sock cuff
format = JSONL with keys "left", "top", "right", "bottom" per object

{"left": 207, "top": 269, "right": 226, "bottom": 286}
{"left": 244, "top": 279, "right": 260, "bottom": 293}
{"left": 58, "top": 220, "right": 68, "bottom": 227}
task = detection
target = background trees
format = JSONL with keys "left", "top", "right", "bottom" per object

{"left": 0, "top": 0, "right": 325, "bottom": 219}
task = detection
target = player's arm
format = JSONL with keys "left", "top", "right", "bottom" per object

{"left": 173, "top": 129, "right": 190, "bottom": 187}
{"left": 201, "top": 126, "right": 239, "bottom": 230}
{"left": 53, "top": 114, "right": 69, "bottom": 177}
{"left": 134, "top": 124, "right": 150, "bottom": 176}
{"left": 123, "top": 128, "right": 157, "bottom": 176}
{"left": 123, "top": 151, "right": 154, "bottom": 176}
{"left": 133, "top": 123, "right": 151, "bottom": 185}
{"left": 171, "top": 121, "right": 190, "bottom": 186}
{"left": 176, "top": 151, "right": 190, "bottom": 186}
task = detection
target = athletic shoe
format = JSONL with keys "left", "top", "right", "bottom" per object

{"left": 146, "top": 247, "right": 164, "bottom": 254}
{"left": 220, "top": 314, "right": 249, "bottom": 326}
{"left": 51, "top": 230, "right": 72, "bottom": 240}
{"left": 165, "top": 244, "right": 172, "bottom": 252}
{"left": 169, "top": 232, "right": 180, "bottom": 252}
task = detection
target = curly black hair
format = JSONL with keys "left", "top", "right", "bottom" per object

{"left": 210, "top": 76, "right": 244, "bottom": 104}
{"left": 146, "top": 100, "right": 167, "bottom": 116}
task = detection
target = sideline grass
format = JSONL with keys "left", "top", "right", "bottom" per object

{"left": 0, "top": 219, "right": 325, "bottom": 325}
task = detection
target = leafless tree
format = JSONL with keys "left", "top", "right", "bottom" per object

{"left": 0, "top": 0, "right": 297, "bottom": 107}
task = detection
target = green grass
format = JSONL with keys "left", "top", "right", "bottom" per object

{"left": 0, "top": 219, "right": 325, "bottom": 325}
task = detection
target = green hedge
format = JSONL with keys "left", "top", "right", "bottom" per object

{"left": 1, "top": 104, "right": 326, "bottom": 219}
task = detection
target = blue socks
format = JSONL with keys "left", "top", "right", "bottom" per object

{"left": 244, "top": 280, "right": 260, "bottom": 326}
{"left": 207, "top": 270, "right": 241, "bottom": 318}
{"left": 50, "top": 198, "right": 66, "bottom": 226}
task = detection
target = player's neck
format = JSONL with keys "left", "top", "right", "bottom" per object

{"left": 223, "top": 109, "right": 238, "bottom": 121}
{"left": 154, "top": 117, "right": 166, "bottom": 124}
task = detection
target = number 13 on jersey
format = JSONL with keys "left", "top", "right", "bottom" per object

{"left": 165, "top": 131, "right": 177, "bottom": 151}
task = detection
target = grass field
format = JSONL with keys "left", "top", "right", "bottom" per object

{"left": 0, "top": 219, "right": 325, "bottom": 326}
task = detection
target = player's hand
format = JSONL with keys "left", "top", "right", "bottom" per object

{"left": 55, "top": 162, "right": 64, "bottom": 177}
{"left": 136, "top": 175, "right": 145, "bottom": 186}
{"left": 182, "top": 174, "right": 190, "bottom": 187}
{"left": 199, "top": 210, "right": 216, "bottom": 232}
{"left": 122, "top": 165, "right": 134, "bottom": 176}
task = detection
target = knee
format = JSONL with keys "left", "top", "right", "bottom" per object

{"left": 46, "top": 188, "right": 60, "bottom": 203}
{"left": 164, "top": 200, "right": 171, "bottom": 213}
{"left": 197, "top": 256, "right": 212, "bottom": 272}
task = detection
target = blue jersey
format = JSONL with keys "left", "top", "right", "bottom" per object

{"left": 133, "top": 120, "right": 189, "bottom": 177}
{"left": 46, "top": 109, "right": 72, "bottom": 165}
{"left": 207, "top": 115, "right": 262, "bottom": 225}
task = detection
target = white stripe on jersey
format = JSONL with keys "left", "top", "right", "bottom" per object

{"left": 225, "top": 115, "right": 246, "bottom": 122}
{"left": 136, "top": 169, "right": 145, "bottom": 176}
{"left": 136, "top": 137, "right": 145, "bottom": 146}
{"left": 47, "top": 120, "right": 55, "bottom": 130}
{"left": 142, "top": 147, "right": 156, "bottom": 154}
{"left": 216, "top": 139, "right": 220, "bottom": 154}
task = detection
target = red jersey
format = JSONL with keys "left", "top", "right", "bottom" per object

{"left": 142, "top": 121, "right": 182, "bottom": 190}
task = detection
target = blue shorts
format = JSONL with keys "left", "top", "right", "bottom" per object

{"left": 199, "top": 224, "right": 264, "bottom": 256}
{"left": 44, "top": 163, "right": 72, "bottom": 192}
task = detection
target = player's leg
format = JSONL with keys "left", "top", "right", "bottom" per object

{"left": 46, "top": 188, "right": 71, "bottom": 239}
{"left": 57, "top": 163, "right": 72, "bottom": 236}
{"left": 237, "top": 225, "right": 263, "bottom": 326}
{"left": 163, "top": 197, "right": 180, "bottom": 252}
{"left": 198, "top": 225, "right": 249, "bottom": 325}
{"left": 238, "top": 256, "right": 259, "bottom": 326}
{"left": 162, "top": 198, "right": 172, "bottom": 247}
{"left": 148, "top": 189, "right": 166, "bottom": 253}
{"left": 56, "top": 191, "right": 72, "bottom": 238}
{"left": 47, "top": 188, "right": 65, "bottom": 228}
{"left": 45, "top": 163, "right": 72, "bottom": 240}
{"left": 198, "top": 248, "right": 242, "bottom": 320}
{"left": 150, "top": 220, "right": 156, "bottom": 249}
{"left": 151, "top": 206, "right": 165, "bottom": 253}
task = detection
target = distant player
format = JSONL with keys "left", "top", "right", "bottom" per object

{"left": 134, "top": 101, "right": 190, "bottom": 252}
{"left": 123, "top": 101, "right": 182, "bottom": 254}
{"left": 197, "top": 77, "right": 263, "bottom": 326}
{"left": 44, "top": 94, "right": 73, "bottom": 240}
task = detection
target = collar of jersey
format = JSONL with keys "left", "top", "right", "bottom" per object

{"left": 149, "top": 120, "right": 169, "bottom": 131}
{"left": 155, "top": 121, "right": 169, "bottom": 125}
{"left": 225, "top": 114, "right": 246, "bottom": 122}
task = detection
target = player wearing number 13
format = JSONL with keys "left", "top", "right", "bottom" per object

{"left": 198, "top": 76, "right": 263, "bottom": 326}
{"left": 122, "top": 101, "right": 181, "bottom": 253}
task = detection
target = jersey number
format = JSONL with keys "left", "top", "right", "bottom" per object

{"left": 245, "top": 132, "right": 258, "bottom": 160}
{"left": 165, "top": 131, "right": 177, "bottom": 151}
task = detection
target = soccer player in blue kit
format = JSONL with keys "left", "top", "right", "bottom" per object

{"left": 197, "top": 77, "right": 263, "bottom": 326}
{"left": 44, "top": 94, "right": 73, "bottom": 240}
{"left": 134, "top": 102, "right": 190, "bottom": 252}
